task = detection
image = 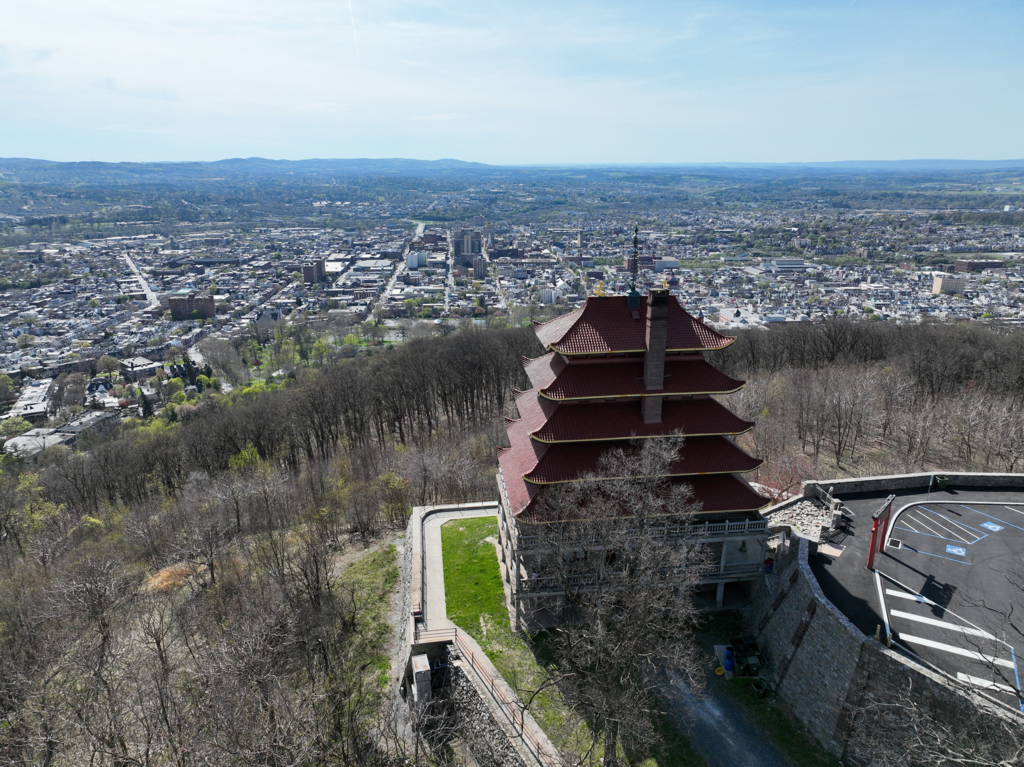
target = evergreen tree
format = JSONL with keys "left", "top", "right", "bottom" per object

{"left": 139, "top": 390, "right": 154, "bottom": 418}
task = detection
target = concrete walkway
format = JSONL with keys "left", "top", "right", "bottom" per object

{"left": 421, "top": 506, "right": 499, "bottom": 631}
{"left": 412, "top": 503, "right": 562, "bottom": 766}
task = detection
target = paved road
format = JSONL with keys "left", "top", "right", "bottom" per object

{"left": 661, "top": 665, "right": 794, "bottom": 767}
{"left": 445, "top": 236, "right": 455, "bottom": 313}
{"left": 122, "top": 252, "right": 159, "bottom": 308}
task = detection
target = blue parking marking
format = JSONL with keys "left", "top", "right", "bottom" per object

{"left": 946, "top": 544, "right": 967, "bottom": 557}
{"left": 981, "top": 521, "right": 1004, "bottom": 532}
{"left": 896, "top": 526, "right": 988, "bottom": 546}
{"left": 899, "top": 543, "right": 972, "bottom": 565}
{"left": 960, "top": 506, "right": 1024, "bottom": 532}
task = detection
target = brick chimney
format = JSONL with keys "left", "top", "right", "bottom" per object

{"left": 642, "top": 289, "right": 670, "bottom": 424}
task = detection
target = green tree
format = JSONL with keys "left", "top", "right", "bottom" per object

{"left": 165, "top": 378, "right": 184, "bottom": 397}
{"left": 311, "top": 338, "right": 331, "bottom": 367}
{"left": 0, "top": 416, "right": 32, "bottom": 437}
{"left": 229, "top": 443, "right": 261, "bottom": 473}
{"left": 0, "top": 375, "right": 14, "bottom": 401}
{"left": 15, "top": 334, "right": 35, "bottom": 350}
{"left": 138, "top": 390, "right": 155, "bottom": 418}
{"left": 97, "top": 354, "right": 120, "bottom": 378}
{"left": 246, "top": 339, "right": 263, "bottom": 368}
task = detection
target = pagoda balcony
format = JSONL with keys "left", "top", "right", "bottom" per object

{"left": 515, "top": 518, "right": 769, "bottom": 550}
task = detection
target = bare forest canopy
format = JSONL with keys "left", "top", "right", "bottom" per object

{"left": 3, "top": 311, "right": 1024, "bottom": 763}
{"left": 713, "top": 320, "right": 1024, "bottom": 490}
{"left": 0, "top": 326, "right": 539, "bottom": 766}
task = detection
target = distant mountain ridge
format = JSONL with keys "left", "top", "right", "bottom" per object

{"left": 0, "top": 156, "right": 493, "bottom": 184}
{"left": 2, "top": 156, "right": 1024, "bottom": 185}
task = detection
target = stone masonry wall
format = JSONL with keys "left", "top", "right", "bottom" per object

{"left": 801, "top": 471, "right": 1024, "bottom": 497}
{"left": 840, "top": 640, "right": 1023, "bottom": 765}
{"left": 445, "top": 662, "right": 529, "bottom": 767}
{"left": 750, "top": 537, "right": 1024, "bottom": 761}
{"left": 750, "top": 538, "right": 866, "bottom": 755}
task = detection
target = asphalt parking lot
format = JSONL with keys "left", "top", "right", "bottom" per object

{"left": 808, "top": 486, "right": 1024, "bottom": 712}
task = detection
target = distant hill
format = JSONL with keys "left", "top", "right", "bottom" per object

{"left": 0, "top": 157, "right": 494, "bottom": 184}
{"left": 527, "top": 159, "right": 1024, "bottom": 172}
{"left": 776, "top": 159, "right": 1024, "bottom": 171}
{"left": 3, "top": 156, "right": 1024, "bottom": 186}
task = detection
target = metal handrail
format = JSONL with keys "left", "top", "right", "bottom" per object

{"left": 451, "top": 631, "right": 561, "bottom": 767}
{"left": 517, "top": 519, "right": 768, "bottom": 549}
{"left": 411, "top": 622, "right": 560, "bottom": 766}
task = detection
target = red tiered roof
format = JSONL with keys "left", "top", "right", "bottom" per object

{"left": 534, "top": 295, "right": 734, "bottom": 355}
{"left": 524, "top": 437, "right": 762, "bottom": 484}
{"left": 523, "top": 353, "right": 565, "bottom": 390}
{"left": 500, "top": 292, "right": 770, "bottom": 522}
{"left": 539, "top": 358, "right": 744, "bottom": 400}
{"left": 511, "top": 474, "right": 770, "bottom": 523}
{"left": 530, "top": 399, "right": 754, "bottom": 443}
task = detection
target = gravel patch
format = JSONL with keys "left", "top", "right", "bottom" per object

{"left": 766, "top": 499, "right": 836, "bottom": 540}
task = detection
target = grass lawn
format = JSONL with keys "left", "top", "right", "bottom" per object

{"left": 440, "top": 517, "right": 705, "bottom": 767}
{"left": 339, "top": 544, "right": 399, "bottom": 688}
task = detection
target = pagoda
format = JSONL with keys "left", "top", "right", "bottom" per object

{"left": 495, "top": 277, "right": 772, "bottom": 621}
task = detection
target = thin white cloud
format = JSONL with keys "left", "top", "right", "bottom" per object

{"left": 1, "top": 1, "right": 1022, "bottom": 162}
{"left": 413, "top": 113, "right": 464, "bottom": 122}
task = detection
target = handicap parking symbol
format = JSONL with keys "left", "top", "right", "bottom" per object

{"left": 946, "top": 544, "right": 967, "bottom": 556}
{"left": 981, "top": 521, "right": 1004, "bottom": 532}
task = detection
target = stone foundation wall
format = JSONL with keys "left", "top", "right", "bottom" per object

{"left": 445, "top": 662, "right": 529, "bottom": 767}
{"left": 801, "top": 471, "right": 1024, "bottom": 497}
{"left": 749, "top": 538, "right": 865, "bottom": 753}
{"left": 749, "top": 537, "right": 1023, "bottom": 760}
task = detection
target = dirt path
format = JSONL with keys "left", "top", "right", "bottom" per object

{"left": 661, "top": 662, "right": 794, "bottom": 767}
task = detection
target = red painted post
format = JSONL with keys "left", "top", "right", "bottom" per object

{"left": 878, "top": 504, "right": 892, "bottom": 553}
{"left": 866, "top": 517, "right": 880, "bottom": 570}
{"left": 866, "top": 494, "right": 897, "bottom": 570}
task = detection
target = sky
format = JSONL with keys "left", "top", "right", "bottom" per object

{"left": 2, "top": 0, "right": 1023, "bottom": 164}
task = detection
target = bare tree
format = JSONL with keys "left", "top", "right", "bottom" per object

{"left": 850, "top": 681, "right": 1024, "bottom": 767}
{"left": 526, "top": 437, "right": 711, "bottom": 767}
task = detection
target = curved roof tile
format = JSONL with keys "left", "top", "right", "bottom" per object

{"left": 533, "top": 295, "right": 733, "bottom": 355}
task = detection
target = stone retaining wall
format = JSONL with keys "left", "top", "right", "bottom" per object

{"left": 749, "top": 537, "right": 1023, "bottom": 761}
{"left": 750, "top": 537, "right": 865, "bottom": 753}
{"left": 446, "top": 661, "right": 529, "bottom": 767}
{"left": 801, "top": 471, "right": 1024, "bottom": 497}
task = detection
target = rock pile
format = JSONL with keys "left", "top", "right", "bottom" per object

{"left": 767, "top": 499, "right": 835, "bottom": 540}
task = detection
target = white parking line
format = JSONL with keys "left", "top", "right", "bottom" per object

{"left": 897, "top": 634, "right": 1015, "bottom": 668}
{"left": 886, "top": 588, "right": 938, "bottom": 606}
{"left": 909, "top": 511, "right": 972, "bottom": 543}
{"left": 957, "top": 672, "right": 1018, "bottom": 694}
{"left": 931, "top": 510, "right": 982, "bottom": 539}
{"left": 906, "top": 513, "right": 968, "bottom": 542}
{"left": 874, "top": 570, "right": 890, "bottom": 643}
{"left": 890, "top": 609, "right": 997, "bottom": 640}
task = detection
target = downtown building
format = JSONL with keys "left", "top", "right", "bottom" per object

{"left": 496, "top": 289, "right": 772, "bottom": 625}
